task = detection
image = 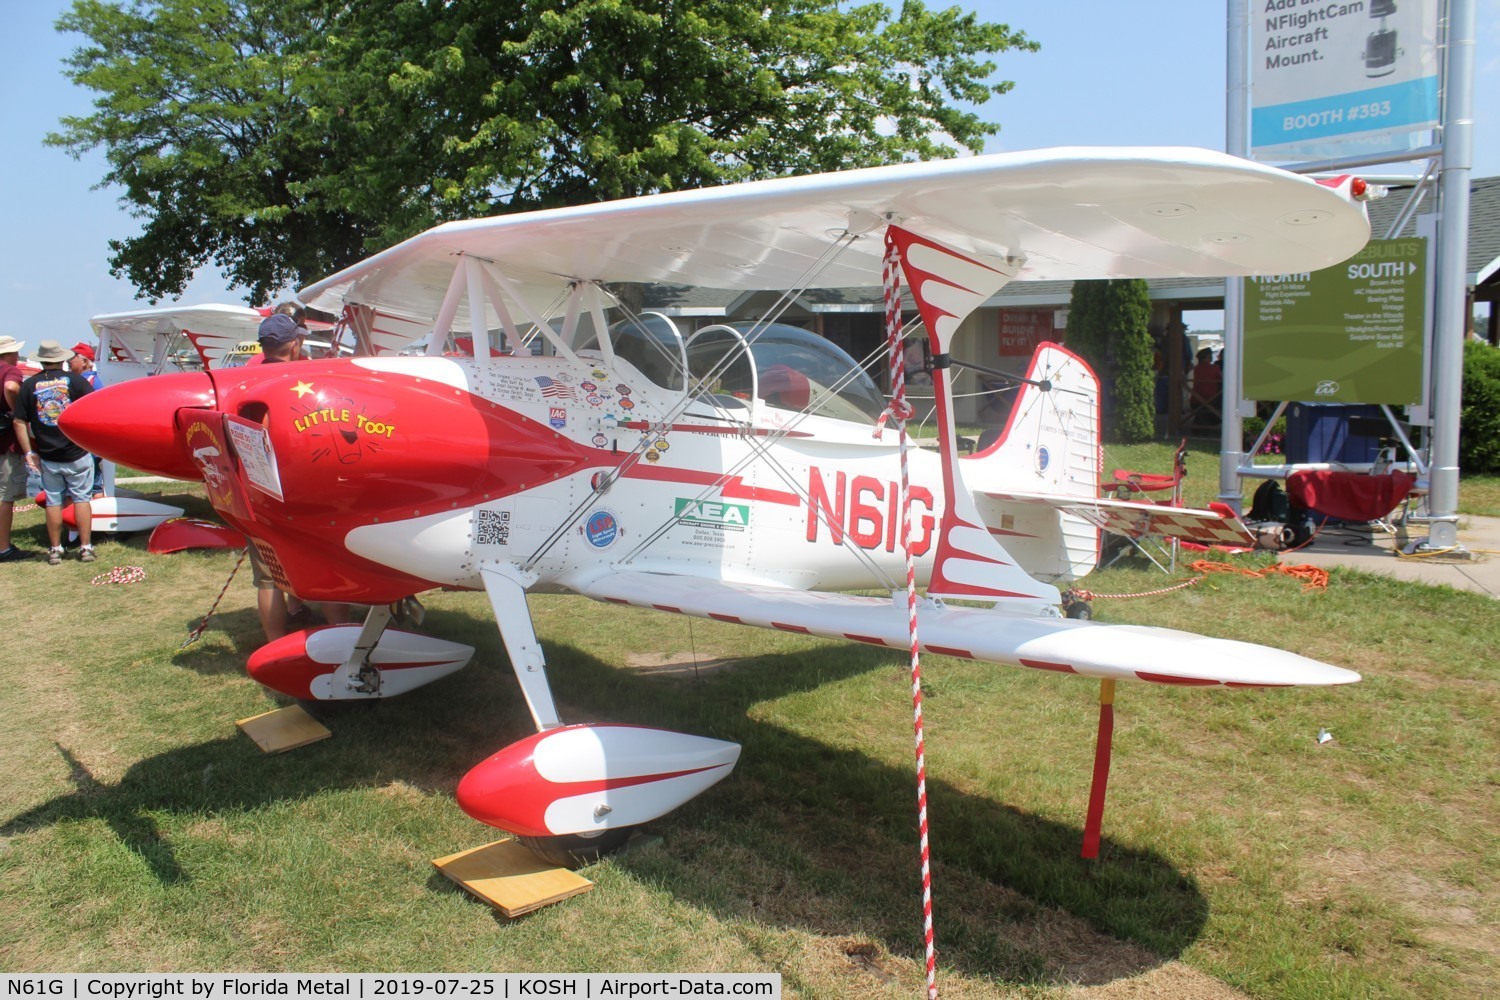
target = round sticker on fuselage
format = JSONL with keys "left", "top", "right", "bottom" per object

{"left": 585, "top": 509, "right": 619, "bottom": 548}
{"left": 1036, "top": 446, "right": 1050, "bottom": 473}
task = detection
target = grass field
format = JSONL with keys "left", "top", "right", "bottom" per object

{"left": 1, "top": 475, "right": 1495, "bottom": 998}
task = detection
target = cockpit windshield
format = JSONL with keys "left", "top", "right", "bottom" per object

{"left": 685, "top": 322, "right": 886, "bottom": 423}
{"left": 578, "top": 312, "right": 687, "bottom": 391}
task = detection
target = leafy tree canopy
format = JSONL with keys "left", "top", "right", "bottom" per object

{"left": 1065, "top": 277, "right": 1155, "bottom": 443}
{"left": 51, "top": 0, "right": 1037, "bottom": 304}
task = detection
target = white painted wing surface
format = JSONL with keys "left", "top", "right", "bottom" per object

{"left": 91, "top": 303, "right": 263, "bottom": 345}
{"left": 300, "top": 147, "right": 1370, "bottom": 325}
{"left": 90, "top": 303, "right": 264, "bottom": 369}
{"left": 986, "top": 490, "right": 1257, "bottom": 547}
{"left": 570, "top": 571, "right": 1359, "bottom": 687}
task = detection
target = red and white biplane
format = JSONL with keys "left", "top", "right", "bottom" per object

{"left": 71, "top": 304, "right": 348, "bottom": 535}
{"left": 63, "top": 147, "right": 1368, "bottom": 865}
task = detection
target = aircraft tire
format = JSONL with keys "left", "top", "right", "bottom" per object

{"left": 518, "top": 827, "right": 634, "bottom": 869}
{"left": 294, "top": 696, "right": 375, "bottom": 721}
{"left": 1064, "top": 601, "right": 1093, "bottom": 620}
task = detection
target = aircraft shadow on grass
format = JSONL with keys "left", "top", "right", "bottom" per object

{"left": 2, "top": 611, "right": 1207, "bottom": 985}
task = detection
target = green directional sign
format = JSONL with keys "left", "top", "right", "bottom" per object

{"left": 1243, "top": 237, "right": 1427, "bottom": 404}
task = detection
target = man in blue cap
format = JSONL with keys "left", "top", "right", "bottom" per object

{"left": 257, "top": 312, "right": 307, "bottom": 364}
{"left": 245, "top": 311, "right": 349, "bottom": 639}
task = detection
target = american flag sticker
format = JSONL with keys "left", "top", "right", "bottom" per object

{"left": 535, "top": 376, "right": 577, "bottom": 400}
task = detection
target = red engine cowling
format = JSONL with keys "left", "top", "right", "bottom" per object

{"left": 212, "top": 362, "right": 598, "bottom": 601}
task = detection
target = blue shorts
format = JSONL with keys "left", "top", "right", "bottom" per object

{"left": 40, "top": 455, "right": 95, "bottom": 506}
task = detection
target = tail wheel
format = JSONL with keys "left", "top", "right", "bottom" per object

{"left": 1064, "top": 601, "right": 1093, "bottom": 621}
{"left": 517, "top": 827, "right": 635, "bottom": 869}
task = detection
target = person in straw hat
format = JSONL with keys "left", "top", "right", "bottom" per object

{"left": 0, "top": 335, "right": 31, "bottom": 561}
{"left": 11, "top": 340, "right": 97, "bottom": 565}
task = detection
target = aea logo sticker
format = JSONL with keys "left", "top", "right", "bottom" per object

{"left": 584, "top": 508, "right": 620, "bottom": 548}
{"left": 1036, "top": 446, "right": 1050, "bottom": 473}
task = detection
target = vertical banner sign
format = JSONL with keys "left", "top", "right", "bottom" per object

{"left": 1250, "top": 0, "right": 1439, "bottom": 161}
{"left": 1243, "top": 237, "right": 1427, "bottom": 403}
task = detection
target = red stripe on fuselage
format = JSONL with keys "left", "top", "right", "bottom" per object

{"left": 620, "top": 465, "right": 800, "bottom": 506}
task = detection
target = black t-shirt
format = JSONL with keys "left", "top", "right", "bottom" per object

{"left": 14, "top": 368, "right": 94, "bottom": 462}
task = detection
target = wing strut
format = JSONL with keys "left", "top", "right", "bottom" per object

{"left": 885, "top": 226, "right": 1058, "bottom": 608}
{"left": 480, "top": 564, "right": 562, "bottom": 731}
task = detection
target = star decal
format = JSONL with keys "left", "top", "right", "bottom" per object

{"left": 291, "top": 381, "right": 315, "bottom": 398}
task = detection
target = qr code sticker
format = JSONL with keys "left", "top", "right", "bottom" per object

{"left": 476, "top": 509, "right": 511, "bottom": 545}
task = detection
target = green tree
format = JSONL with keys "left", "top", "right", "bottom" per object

{"left": 1064, "top": 278, "right": 1154, "bottom": 443}
{"left": 50, "top": 0, "right": 1037, "bottom": 304}
{"left": 1461, "top": 339, "right": 1500, "bottom": 474}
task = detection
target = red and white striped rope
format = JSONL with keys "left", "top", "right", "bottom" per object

{"left": 91, "top": 565, "right": 145, "bottom": 586}
{"left": 882, "top": 233, "right": 937, "bottom": 1000}
{"left": 1066, "top": 576, "right": 1204, "bottom": 602}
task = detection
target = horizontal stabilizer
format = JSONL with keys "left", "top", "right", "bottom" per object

{"left": 569, "top": 571, "right": 1358, "bottom": 687}
{"left": 986, "top": 490, "right": 1256, "bottom": 548}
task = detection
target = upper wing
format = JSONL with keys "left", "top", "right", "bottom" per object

{"left": 90, "top": 303, "right": 265, "bottom": 369}
{"left": 299, "top": 147, "right": 1370, "bottom": 325}
{"left": 567, "top": 570, "right": 1357, "bottom": 687}
{"left": 987, "top": 490, "right": 1257, "bottom": 548}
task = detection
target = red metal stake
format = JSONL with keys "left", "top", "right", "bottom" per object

{"left": 1080, "top": 678, "right": 1116, "bottom": 859}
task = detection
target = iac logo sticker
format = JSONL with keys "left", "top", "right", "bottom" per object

{"left": 583, "top": 508, "right": 620, "bottom": 548}
{"left": 549, "top": 406, "right": 567, "bottom": 429}
{"left": 675, "top": 498, "right": 749, "bottom": 531}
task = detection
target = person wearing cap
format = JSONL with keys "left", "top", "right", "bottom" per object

{"left": 68, "top": 342, "right": 102, "bottom": 390}
{"left": 245, "top": 311, "right": 350, "bottom": 637}
{"left": 257, "top": 312, "right": 307, "bottom": 363}
{"left": 0, "top": 335, "right": 31, "bottom": 561}
{"left": 11, "top": 340, "right": 96, "bottom": 565}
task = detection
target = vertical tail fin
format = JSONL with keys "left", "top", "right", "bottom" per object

{"left": 964, "top": 343, "right": 1102, "bottom": 582}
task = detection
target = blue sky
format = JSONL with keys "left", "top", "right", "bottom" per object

{"left": 3, "top": 1, "right": 1498, "bottom": 345}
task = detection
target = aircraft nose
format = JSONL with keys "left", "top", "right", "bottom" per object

{"left": 59, "top": 372, "right": 217, "bottom": 481}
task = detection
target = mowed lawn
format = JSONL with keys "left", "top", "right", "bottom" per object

{"left": 1, "top": 472, "right": 1494, "bottom": 998}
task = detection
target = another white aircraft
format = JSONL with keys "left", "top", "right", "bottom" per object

{"left": 63, "top": 147, "right": 1370, "bottom": 864}
{"left": 74, "top": 304, "right": 352, "bottom": 534}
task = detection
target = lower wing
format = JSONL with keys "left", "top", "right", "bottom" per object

{"left": 566, "top": 570, "right": 1357, "bottom": 687}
